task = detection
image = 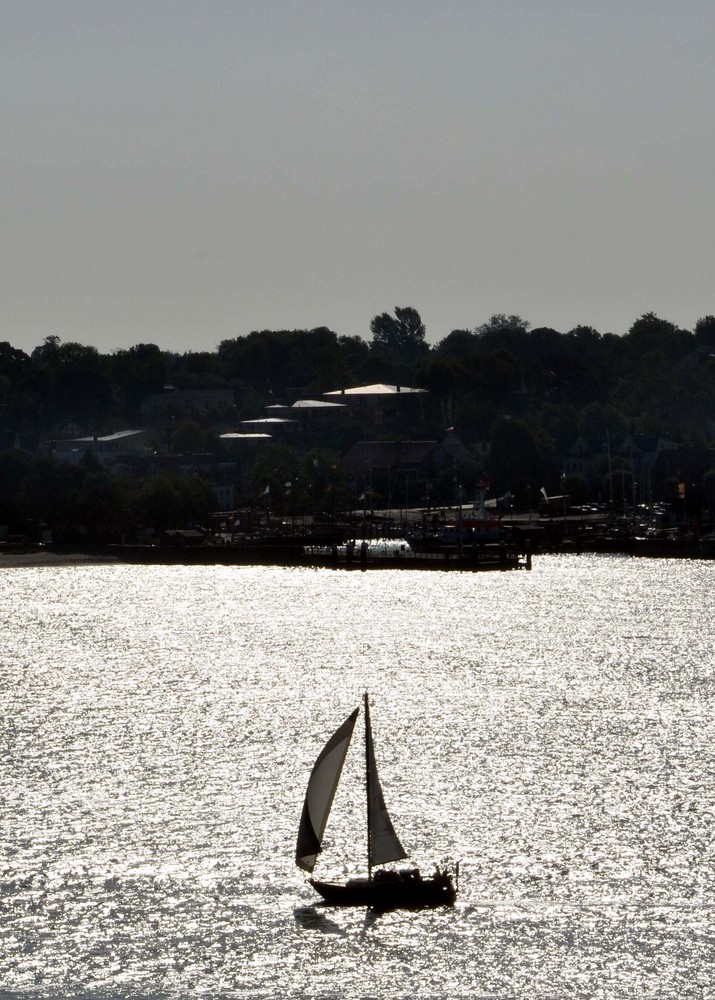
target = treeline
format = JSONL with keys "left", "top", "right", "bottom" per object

{"left": 2, "top": 307, "right": 715, "bottom": 521}
{"left": 0, "top": 448, "right": 217, "bottom": 541}
{"left": 2, "top": 310, "right": 715, "bottom": 440}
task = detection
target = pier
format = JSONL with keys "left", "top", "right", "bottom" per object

{"left": 105, "top": 538, "right": 532, "bottom": 572}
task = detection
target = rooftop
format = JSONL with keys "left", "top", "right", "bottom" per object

{"left": 323, "top": 383, "right": 426, "bottom": 397}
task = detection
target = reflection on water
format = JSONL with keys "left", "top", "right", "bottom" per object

{"left": 1, "top": 556, "right": 714, "bottom": 997}
{"left": 293, "top": 906, "right": 350, "bottom": 936}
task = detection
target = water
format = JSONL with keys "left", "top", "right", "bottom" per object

{"left": 1, "top": 555, "right": 714, "bottom": 998}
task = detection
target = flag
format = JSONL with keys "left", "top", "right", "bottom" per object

{"left": 261, "top": 484, "right": 270, "bottom": 496}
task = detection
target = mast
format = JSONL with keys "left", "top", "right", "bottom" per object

{"left": 364, "top": 691, "right": 373, "bottom": 880}
{"left": 363, "top": 691, "right": 407, "bottom": 878}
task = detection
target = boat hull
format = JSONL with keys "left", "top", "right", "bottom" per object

{"left": 309, "top": 872, "right": 456, "bottom": 909}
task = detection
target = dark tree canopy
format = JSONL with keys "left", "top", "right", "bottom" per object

{"left": 107, "top": 343, "right": 168, "bottom": 420}
{"left": 694, "top": 315, "right": 715, "bottom": 347}
{"left": 624, "top": 312, "right": 692, "bottom": 361}
{"left": 487, "top": 416, "right": 556, "bottom": 494}
{"left": 4, "top": 303, "right": 715, "bottom": 524}
{"left": 217, "top": 327, "right": 349, "bottom": 398}
{"left": 434, "top": 329, "right": 480, "bottom": 358}
{"left": 369, "top": 307, "right": 429, "bottom": 380}
{"left": 32, "top": 338, "right": 112, "bottom": 427}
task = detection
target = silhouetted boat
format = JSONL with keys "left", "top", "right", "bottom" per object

{"left": 296, "top": 692, "right": 457, "bottom": 909}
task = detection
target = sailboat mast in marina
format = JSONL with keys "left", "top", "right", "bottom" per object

{"left": 296, "top": 692, "right": 456, "bottom": 909}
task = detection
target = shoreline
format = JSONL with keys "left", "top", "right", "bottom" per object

{"left": 2, "top": 535, "right": 713, "bottom": 570}
{"left": 0, "top": 549, "right": 121, "bottom": 569}
{"left": 0, "top": 543, "right": 528, "bottom": 572}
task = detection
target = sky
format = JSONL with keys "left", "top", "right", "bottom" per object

{"left": 3, "top": 0, "right": 715, "bottom": 355}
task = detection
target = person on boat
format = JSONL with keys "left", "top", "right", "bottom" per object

{"left": 375, "top": 869, "right": 399, "bottom": 882}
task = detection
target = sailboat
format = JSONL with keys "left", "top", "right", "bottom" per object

{"left": 296, "top": 692, "right": 457, "bottom": 909}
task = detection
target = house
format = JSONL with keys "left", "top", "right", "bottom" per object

{"left": 237, "top": 417, "right": 298, "bottom": 439}
{"left": 323, "top": 383, "right": 427, "bottom": 433}
{"left": 342, "top": 434, "right": 473, "bottom": 505}
{"left": 220, "top": 432, "right": 273, "bottom": 496}
{"left": 617, "top": 436, "right": 680, "bottom": 501}
{"left": 564, "top": 436, "right": 597, "bottom": 477}
{"left": 53, "top": 430, "right": 151, "bottom": 466}
{"left": 261, "top": 398, "right": 349, "bottom": 447}
{"left": 564, "top": 434, "right": 680, "bottom": 502}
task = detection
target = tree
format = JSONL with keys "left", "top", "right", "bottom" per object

{"left": 170, "top": 420, "right": 220, "bottom": 455}
{"left": 248, "top": 445, "right": 296, "bottom": 510}
{"left": 487, "top": 416, "right": 556, "bottom": 494}
{"left": 74, "top": 468, "right": 126, "bottom": 540}
{"left": 624, "top": 312, "right": 692, "bottom": 362}
{"left": 422, "top": 356, "right": 468, "bottom": 425}
{"left": 336, "top": 334, "right": 371, "bottom": 381}
{"left": 477, "top": 348, "right": 523, "bottom": 404}
{"left": 290, "top": 448, "right": 345, "bottom": 516}
{"left": 694, "top": 315, "right": 715, "bottom": 348}
{"left": 107, "top": 343, "right": 168, "bottom": 419}
{"left": 538, "top": 403, "right": 578, "bottom": 453}
{"left": 32, "top": 337, "right": 112, "bottom": 429}
{"left": 576, "top": 402, "right": 627, "bottom": 443}
{"left": 475, "top": 314, "right": 530, "bottom": 355}
{"left": 561, "top": 473, "right": 590, "bottom": 505}
{"left": 15, "top": 456, "right": 83, "bottom": 538}
{"left": 433, "top": 329, "right": 480, "bottom": 359}
{"left": 369, "top": 307, "right": 429, "bottom": 380}
{"left": 217, "top": 328, "right": 348, "bottom": 398}
{"left": 128, "top": 473, "right": 216, "bottom": 533}
{"left": 0, "top": 450, "right": 32, "bottom": 527}
{"left": 0, "top": 343, "right": 37, "bottom": 426}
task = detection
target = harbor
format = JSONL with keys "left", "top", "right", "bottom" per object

{"left": 6, "top": 498, "right": 715, "bottom": 570}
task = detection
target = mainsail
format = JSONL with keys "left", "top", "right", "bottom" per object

{"left": 364, "top": 694, "right": 407, "bottom": 869}
{"left": 296, "top": 708, "right": 358, "bottom": 872}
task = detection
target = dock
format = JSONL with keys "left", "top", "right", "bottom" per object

{"left": 105, "top": 539, "right": 532, "bottom": 572}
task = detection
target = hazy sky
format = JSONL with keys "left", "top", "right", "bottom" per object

{"left": 3, "top": 1, "right": 715, "bottom": 355}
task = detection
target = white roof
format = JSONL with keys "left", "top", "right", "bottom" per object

{"left": 323, "top": 383, "right": 426, "bottom": 396}
{"left": 240, "top": 417, "right": 298, "bottom": 425}
{"left": 73, "top": 429, "right": 146, "bottom": 442}
{"left": 220, "top": 432, "right": 272, "bottom": 440}
{"left": 291, "top": 399, "right": 346, "bottom": 409}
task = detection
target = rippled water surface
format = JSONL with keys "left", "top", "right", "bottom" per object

{"left": 1, "top": 555, "right": 714, "bottom": 998}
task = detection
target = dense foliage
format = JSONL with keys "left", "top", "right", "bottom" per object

{"left": 0, "top": 448, "right": 216, "bottom": 543}
{"left": 2, "top": 307, "right": 715, "bottom": 534}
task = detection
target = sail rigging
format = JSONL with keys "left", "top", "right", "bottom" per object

{"left": 296, "top": 708, "right": 358, "bottom": 872}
